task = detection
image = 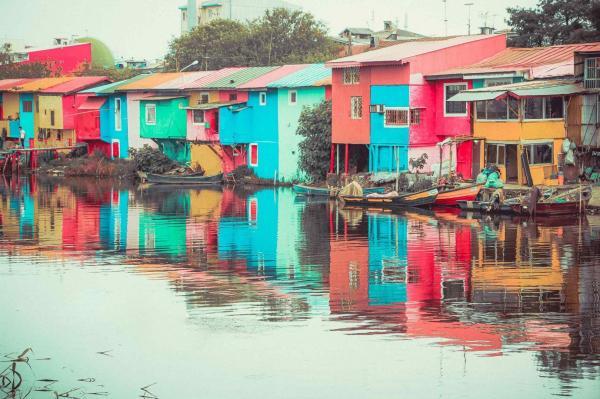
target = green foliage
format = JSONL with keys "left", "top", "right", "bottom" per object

{"left": 0, "top": 43, "right": 53, "bottom": 78}
{"left": 165, "top": 8, "right": 341, "bottom": 71}
{"left": 297, "top": 100, "right": 332, "bottom": 182}
{"left": 76, "top": 63, "right": 143, "bottom": 81}
{"left": 507, "top": 0, "right": 600, "bottom": 46}
{"left": 409, "top": 153, "right": 428, "bottom": 173}
{"left": 130, "top": 145, "right": 178, "bottom": 174}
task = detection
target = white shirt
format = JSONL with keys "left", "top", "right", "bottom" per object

{"left": 19, "top": 129, "right": 25, "bottom": 139}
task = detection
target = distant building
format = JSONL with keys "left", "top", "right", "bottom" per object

{"left": 336, "top": 21, "right": 426, "bottom": 57}
{"left": 179, "top": 0, "right": 299, "bottom": 34}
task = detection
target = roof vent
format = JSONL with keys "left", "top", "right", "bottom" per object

{"left": 230, "top": 79, "right": 235, "bottom": 84}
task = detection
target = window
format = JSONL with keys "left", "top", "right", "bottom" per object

{"left": 22, "top": 101, "right": 32, "bottom": 112}
{"left": 584, "top": 57, "right": 600, "bottom": 89}
{"left": 288, "top": 90, "right": 297, "bottom": 105}
{"left": 192, "top": 109, "right": 205, "bottom": 124}
{"left": 350, "top": 96, "right": 362, "bottom": 119}
{"left": 198, "top": 93, "right": 209, "bottom": 104}
{"left": 524, "top": 143, "right": 553, "bottom": 164}
{"left": 342, "top": 67, "right": 360, "bottom": 85}
{"left": 410, "top": 109, "right": 421, "bottom": 125}
{"left": 525, "top": 97, "right": 564, "bottom": 120}
{"left": 145, "top": 104, "right": 156, "bottom": 125}
{"left": 229, "top": 93, "right": 237, "bottom": 102}
{"left": 384, "top": 107, "right": 409, "bottom": 127}
{"left": 259, "top": 92, "right": 267, "bottom": 106}
{"left": 249, "top": 143, "right": 258, "bottom": 166}
{"left": 114, "top": 98, "right": 122, "bottom": 131}
{"left": 486, "top": 143, "right": 505, "bottom": 165}
{"left": 50, "top": 110, "right": 55, "bottom": 126}
{"left": 476, "top": 97, "right": 519, "bottom": 120}
{"left": 444, "top": 83, "right": 468, "bottom": 116}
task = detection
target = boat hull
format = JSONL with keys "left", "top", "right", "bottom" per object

{"left": 510, "top": 200, "right": 589, "bottom": 216}
{"left": 146, "top": 173, "right": 223, "bottom": 185}
{"left": 293, "top": 184, "right": 385, "bottom": 197}
{"left": 434, "top": 185, "right": 482, "bottom": 207}
{"left": 340, "top": 188, "right": 438, "bottom": 209}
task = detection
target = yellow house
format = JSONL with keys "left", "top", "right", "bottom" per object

{"left": 452, "top": 80, "right": 583, "bottom": 185}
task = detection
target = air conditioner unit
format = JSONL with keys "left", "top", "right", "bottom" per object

{"left": 369, "top": 104, "right": 384, "bottom": 113}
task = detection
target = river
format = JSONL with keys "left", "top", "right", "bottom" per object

{"left": 0, "top": 176, "right": 599, "bottom": 398}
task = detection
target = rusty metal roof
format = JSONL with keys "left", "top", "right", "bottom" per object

{"left": 428, "top": 42, "right": 600, "bottom": 79}
{"left": 118, "top": 73, "right": 184, "bottom": 91}
{"left": 5, "top": 77, "right": 74, "bottom": 92}
{"left": 154, "top": 71, "right": 215, "bottom": 90}
{"left": 183, "top": 67, "right": 244, "bottom": 89}
{"left": 41, "top": 76, "right": 110, "bottom": 94}
{"left": 0, "top": 79, "right": 32, "bottom": 91}
{"left": 326, "top": 35, "right": 502, "bottom": 67}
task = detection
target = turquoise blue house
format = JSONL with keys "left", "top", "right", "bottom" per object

{"left": 18, "top": 93, "right": 35, "bottom": 147}
{"left": 369, "top": 85, "right": 410, "bottom": 172}
{"left": 219, "top": 64, "right": 332, "bottom": 182}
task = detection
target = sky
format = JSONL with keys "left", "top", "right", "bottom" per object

{"left": 0, "top": 0, "right": 538, "bottom": 61}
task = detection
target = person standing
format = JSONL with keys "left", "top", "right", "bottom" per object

{"left": 19, "top": 126, "right": 26, "bottom": 148}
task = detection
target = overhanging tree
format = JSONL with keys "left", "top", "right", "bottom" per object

{"left": 297, "top": 100, "right": 332, "bottom": 182}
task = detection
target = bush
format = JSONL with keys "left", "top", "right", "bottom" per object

{"left": 297, "top": 100, "right": 331, "bottom": 182}
{"left": 130, "top": 145, "right": 178, "bottom": 174}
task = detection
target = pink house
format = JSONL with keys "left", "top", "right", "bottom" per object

{"left": 326, "top": 35, "right": 507, "bottom": 177}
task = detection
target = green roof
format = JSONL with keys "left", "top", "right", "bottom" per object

{"left": 75, "top": 37, "right": 114, "bottom": 68}
{"left": 199, "top": 66, "right": 279, "bottom": 89}
{"left": 81, "top": 74, "right": 149, "bottom": 95}
{"left": 267, "top": 64, "right": 331, "bottom": 88}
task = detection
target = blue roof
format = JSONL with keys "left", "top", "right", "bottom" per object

{"left": 267, "top": 64, "right": 331, "bottom": 88}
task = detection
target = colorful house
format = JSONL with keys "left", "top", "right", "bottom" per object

{"left": 326, "top": 35, "right": 507, "bottom": 176}
{"left": 218, "top": 64, "right": 332, "bottom": 181}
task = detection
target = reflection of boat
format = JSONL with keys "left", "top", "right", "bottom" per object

{"left": 340, "top": 188, "right": 438, "bottom": 209}
{"left": 293, "top": 184, "right": 385, "bottom": 197}
{"left": 457, "top": 200, "right": 513, "bottom": 213}
{"left": 434, "top": 184, "right": 482, "bottom": 207}
{"left": 146, "top": 173, "right": 223, "bottom": 185}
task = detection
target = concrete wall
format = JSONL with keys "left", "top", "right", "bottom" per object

{"left": 190, "top": 143, "right": 223, "bottom": 175}
{"left": 126, "top": 93, "right": 157, "bottom": 149}
{"left": 38, "top": 95, "right": 63, "bottom": 129}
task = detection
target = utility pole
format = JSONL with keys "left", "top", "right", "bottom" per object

{"left": 442, "top": 0, "right": 448, "bottom": 36}
{"left": 465, "top": 3, "right": 474, "bottom": 35}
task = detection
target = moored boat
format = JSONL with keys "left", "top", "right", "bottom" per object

{"left": 434, "top": 184, "right": 482, "bottom": 207}
{"left": 510, "top": 200, "right": 590, "bottom": 216}
{"left": 293, "top": 184, "right": 385, "bottom": 197}
{"left": 146, "top": 173, "right": 223, "bottom": 185}
{"left": 340, "top": 188, "right": 438, "bottom": 209}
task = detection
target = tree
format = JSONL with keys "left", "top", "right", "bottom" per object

{"left": 164, "top": 8, "right": 341, "bottom": 71}
{"left": 0, "top": 43, "right": 53, "bottom": 79}
{"left": 297, "top": 100, "right": 332, "bottom": 182}
{"left": 76, "top": 62, "right": 143, "bottom": 81}
{"left": 507, "top": 0, "right": 600, "bottom": 47}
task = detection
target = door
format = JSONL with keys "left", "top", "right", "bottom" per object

{"left": 112, "top": 140, "right": 120, "bottom": 159}
{"left": 505, "top": 144, "right": 518, "bottom": 182}
{"left": 472, "top": 140, "right": 482, "bottom": 178}
{"left": 115, "top": 98, "right": 122, "bottom": 131}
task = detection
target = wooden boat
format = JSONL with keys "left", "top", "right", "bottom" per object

{"left": 340, "top": 188, "right": 438, "bottom": 209}
{"left": 293, "top": 184, "right": 385, "bottom": 197}
{"left": 146, "top": 173, "right": 223, "bottom": 185}
{"left": 510, "top": 200, "right": 589, "bottom": 216}
{"left": 434, "top": 184, "right": 482, "bottom": 207}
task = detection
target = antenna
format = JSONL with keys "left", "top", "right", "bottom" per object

{"left": 465, "top": 3, "right": 474, "bottom": 35}
{"left": 442, "top": 0, "right": 448, "bottom": 36}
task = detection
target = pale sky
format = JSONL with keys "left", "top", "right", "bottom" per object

{"left": 0, "top": 0, "right": 538, "bottom": 60}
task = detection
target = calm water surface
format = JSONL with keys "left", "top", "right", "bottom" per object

{"left": 0, "top": 176, "right": 599, "bottom": 398}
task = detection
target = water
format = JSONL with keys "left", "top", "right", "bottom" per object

{"left": 0, "top": 176, "right": 599, "bottom": 398}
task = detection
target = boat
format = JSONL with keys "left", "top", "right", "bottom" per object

{"left": 146, "top": 173, "right": 223, "bottom": 185}
{"left": 293, "top": 184, "right": 385, "bottom": 197}
{"left": 510, "top": 185, "right": 592, "bottom": 216}
{"left": 340, "top": 188, "right": 439, "bottom": 209}
{"left": 434, "top": 184, "right": 482, "bottom": 207}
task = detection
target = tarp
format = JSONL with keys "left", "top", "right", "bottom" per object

{"left": 448, "top": 91, "right": 506, "bottom": 102}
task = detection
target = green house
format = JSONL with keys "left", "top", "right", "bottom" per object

{"left": 139, "top": 95, "right": 190, "bottom": 164}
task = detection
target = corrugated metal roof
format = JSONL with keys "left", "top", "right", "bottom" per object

{"left": 138, "top": 95, "right": 186, "bottom": 101}
{"left": 78, "top": 97, "right": 107, "bottom": 110}
{"left": 6, "top": 77, "right": 74, "bottom": 92}
{"left": 267, "top": 64, "right": 332, "bottom": 88}
{"left": 41, "top": 76, "right": 110, "bottom": 94}
{"left": 154, "top": 71, "right": 215, "bottom": 90}
{"left": 326, "top": 35, "right": 502, "bottom": 67}
{"left": 0, "top": 79, "right": 32, "bottom": 91}
{"left": 183, "top": 67, "right": 243, "bottom": 89}
{"left": 428, "top": 42, "right": 600, "bottom": 79}
{"left": 118, "top": 73, "right": 183, "bottom": 91}
{"left": 197, "top": 66, "right": 279, "bottom": 89}
{"left": 81, "top": 74, "right": 150, "bottom": 94}
{"left": 452, "top": 79, "right": 584, "bottom": 101}
{"left": 238, "top": 65, "right": 308, "bottom": 89}
{"left": 183, "top": 101, "right": 241, "bottom": 110}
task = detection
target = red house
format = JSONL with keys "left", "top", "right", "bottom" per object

{"left": 326, "top": 35, "right": 507, "bottom": 178}
{"left": 20, "top": 43, "right": 92, "bottom": 75}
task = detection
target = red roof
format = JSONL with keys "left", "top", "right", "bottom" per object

{"left": 41, "top": 76, "right": 110, "bottom": 94}
{"left": 78, "top": 96, "right": 107, "bottom": 110}
{"left": 428, "top": 42, "right": 600, "bottom": 79}
{"left": 184, "top": 67, "right": 244, "bottom": 89}
{"left": 237, "top": 65, "right": 309, "bottom": 89}
{"left": 326, "top": 35, "right": 502, "bottom": 67}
